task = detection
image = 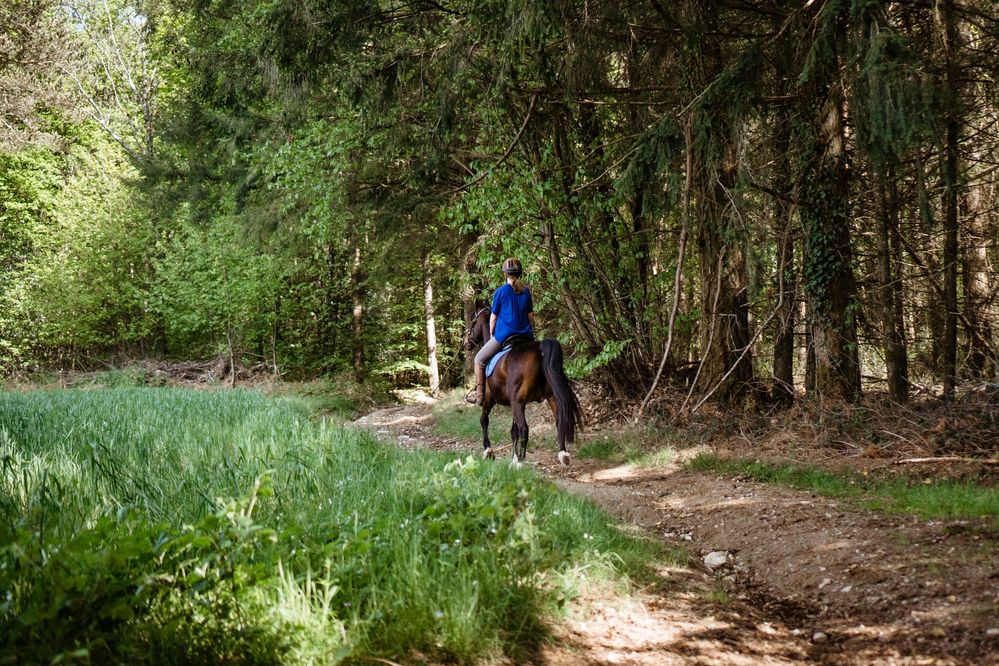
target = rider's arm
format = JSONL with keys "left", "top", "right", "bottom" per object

{"left": 489, "top": 313, "right": 497, "bottom": 338}
{"left": 528, "top": 312, "right": 536, "bottom": 328}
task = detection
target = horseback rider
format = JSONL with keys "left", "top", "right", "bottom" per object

{"left": 466, "top": 257, "right": 536, "bottom": 405}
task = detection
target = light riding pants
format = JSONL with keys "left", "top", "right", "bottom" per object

{"left": 474, "top": 336, "right": 503, "bottom": 370}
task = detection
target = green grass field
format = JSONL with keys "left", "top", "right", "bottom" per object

{"left": 688, "top": 453, "right": 999, "bottom": 523}
{"left": 0, "top": 387, "right": 674, "bottom": 665}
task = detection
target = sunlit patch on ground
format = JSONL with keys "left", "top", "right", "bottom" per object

{"left": 367, "top": 400, "right": 999, "bottom": 665}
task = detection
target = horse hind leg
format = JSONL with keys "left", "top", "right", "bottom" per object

{"left": 510, "top": 400, "right": 528, "bottom": 464}
{"left": 548, "top": 396, "right": 570, "bottom": 467}
{"left": 509, "top": 421, "right": 519, "bottom": 463}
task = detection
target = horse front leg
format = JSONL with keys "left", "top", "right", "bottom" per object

{"left": 480, "top": 400, "right": 495, "bottom": 460}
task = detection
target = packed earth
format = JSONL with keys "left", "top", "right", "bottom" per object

{"left": 355, "top": 400, "right": 998, "bottom": 666}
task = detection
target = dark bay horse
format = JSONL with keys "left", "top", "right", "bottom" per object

{"left": 464, "top": 308, "right": 582, "bottom": 466}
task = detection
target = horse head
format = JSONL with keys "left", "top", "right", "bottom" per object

{"left": 464, "top": 307, "right": 489, "bottom": 350}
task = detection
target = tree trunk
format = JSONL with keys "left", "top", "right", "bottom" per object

{"left": 695, "top": 143, "right": 753, "bottom": 404}
{"left": 941, "top": 0, "right": 960, "bottom": 401}
{"left": 771, "top": 48, "right": 796, "bottom": 405}
{"left": 423, "top": 252, "right": 440, "bottom": 395}
{"left": 460, "top": 234, "right": 478, "bottom": 378}
{"left": 962, "top": 142, "right": 994, "bottom": 377}
{"left": 271, "top": 296, "right": 281, "bottom": 378}
{"left": 690, "top": 7, "right": 753, "bottom": 405}
{"left": 772, "top": 219, "right": 796, "bottom": 404}
{"left": 877, "top": 166, "right": 908, "bottom": 402}
{"left": 627, "top": 21, "right": 651, "bottom": 362}
{"left": 351, "top": 239, "right": 365, "bottom": 380}
{"left": 799, "top": 12, "right": 860, "bottom": 402}
{"left": 804, "top": 298, "right": 815, "bottom": 395}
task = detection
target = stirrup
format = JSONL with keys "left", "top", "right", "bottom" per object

{"left": 464, "top": 387, "right": 482, "bottom": 405}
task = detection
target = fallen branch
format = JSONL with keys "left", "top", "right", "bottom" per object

{"left": 895, "top": 456, "right": 999, "bottom": 465}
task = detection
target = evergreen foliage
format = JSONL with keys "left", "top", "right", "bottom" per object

{"left": 0, "top": 0, "right": 997, "bottom": 400}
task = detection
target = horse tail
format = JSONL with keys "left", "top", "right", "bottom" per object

{"left": 540, "top": 338, "right": 582, "bottom": 444}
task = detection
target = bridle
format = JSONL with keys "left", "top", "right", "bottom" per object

{"left": 463, "top": 307, "right": 489, "bottom": 350}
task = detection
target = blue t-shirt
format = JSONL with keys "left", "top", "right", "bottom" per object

{"left": 491, "top": 284, "right": 534, "bottom": 343}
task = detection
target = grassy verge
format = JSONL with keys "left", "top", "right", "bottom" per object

{"left": 574, "top": 423, "right": 690, "bottom": 469}
{"left": 0, "top": 387, "right": 674, "bottom": 665}
{"left": 688, "top": 453, "right": 999, "bottom": 523}
{"left": 432, "top": 389, "right": 514, "bottom": 442}
{"left": 433, "top": 391, "right": 689, "bottom": 469}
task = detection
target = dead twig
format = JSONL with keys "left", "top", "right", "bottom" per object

{"left": 895, "top": 456, "right": 999, "bottom": 465}
{"left": 637, "top": 118, "right": 692, "bottom": 421}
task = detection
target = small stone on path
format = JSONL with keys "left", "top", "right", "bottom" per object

{"left": 703, "top": 551, "right": 729, "bottom": 569}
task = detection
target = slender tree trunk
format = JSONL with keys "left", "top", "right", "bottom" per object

{"left": 941, "top": 0, "right": 960, "bottom": 401}
{"left": 911, "top": 146, "right": 942, "bottom": 374}
{"left": 461, "top": 234, "right": 478, "bottom": 378}
{"left": 271, "top": 296, "right": 281, "bottom": 378}
{"left": 423, "top": 252, "right": 440, "bottom": 395}
{"left": 877, "top": 166, "right": 908, "bottom": 401}
{"left": 771, "top": 49, "right": 796, "bottom": 405}
{"left": 963, "top": 143, "right": 994, "bottom": 377}
{"left": 321, "top": 241, "right": 340, "bottom": 369}
{"left": 351, "top": 239, "right": 364, "bottom": 380}
{"left": 627, "top": 22, "right": 651, "bottom": 362}
{"left": 225, "top": 327, "right": 236, "bottom": 388}
{"left": 804, "top": 298, "right": 815, "bottom": 395}
{"left": 894, "top": 215, "right": 909, "bottom": 380}
{"left": 773, "top": 219, "right": 796, "bottom": 404}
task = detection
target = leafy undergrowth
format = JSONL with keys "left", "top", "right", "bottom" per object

{"left": 0, "top": 388, "right": 671, "bottom": 665}
{"left": 688, "top": 453, "right": 999, "bottom": 524}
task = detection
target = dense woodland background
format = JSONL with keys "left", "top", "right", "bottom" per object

{"left": 2, "top": 0, "right": 998, "bottom": 408}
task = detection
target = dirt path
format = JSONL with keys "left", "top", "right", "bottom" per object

{"left": 354, "top": 405, "right": 998, "bottom": 665}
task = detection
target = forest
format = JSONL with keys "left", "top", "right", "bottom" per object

{"left": 1, "top": 0, "right": 995, "bottom": 403}
{"left": 1, "top": 0, "right": 998, "bottom": 664}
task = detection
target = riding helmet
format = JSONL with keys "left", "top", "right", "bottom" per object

{"left": 502, "top": 258, "right": 523, "bottom": 276}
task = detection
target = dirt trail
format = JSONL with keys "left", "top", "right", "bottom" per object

{"left": 354, "top": 404, "right": 998, "bottom": 665}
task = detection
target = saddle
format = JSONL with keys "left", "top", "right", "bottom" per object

{"left": 486, "top": 335, "right": 536, "bottom": 378}
{"left": 500, "top": 334, "right": 535, "bottom": 350}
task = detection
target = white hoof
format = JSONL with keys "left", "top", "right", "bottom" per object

{"left": 510, "top": 454, "right": 521, "bottom": 467}
{"left": 558, "top": 450, "right": 571, "bottom": 467}
{"left": 482, "top": 447, "right": 495, "bottom": 460}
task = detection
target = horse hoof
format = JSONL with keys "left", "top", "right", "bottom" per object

{"left": 482, "top": 447, "right": 495, "bottom": 460}
{"left": 510, "top": 454, "right": 521, "bottom": 467}
{"left": 558, "top": 451, "right": 571, "bottom": 467}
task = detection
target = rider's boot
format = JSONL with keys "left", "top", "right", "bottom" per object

{"left": 465, "top": 364, "right": 485, "bottom": 405}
